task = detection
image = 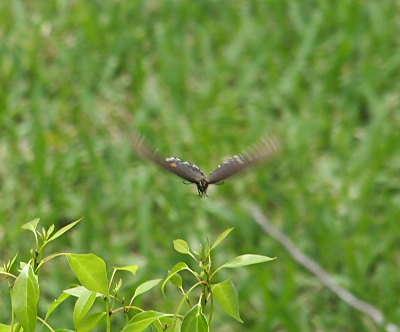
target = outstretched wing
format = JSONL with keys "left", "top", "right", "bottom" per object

{"left": 131, "top": 133, "right": 205, "bottom": 183}
{"left": 207, "top": 135, "right": 281, "bottom": 184}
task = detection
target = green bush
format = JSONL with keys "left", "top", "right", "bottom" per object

{"left": 1, "top": 219, "right": 273, "bottom": 331}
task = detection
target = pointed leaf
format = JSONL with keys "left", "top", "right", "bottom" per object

{"left": 123, "top": 311, "right": 166, "bottom": 332}
{"left": 12, "top": 264, "right": 40, "bottom": 332}
{"left": 170, "top": 273, "right": 182, "bottom": 288}
{"left": 67, "top": 254, "right": 109, "bottom": 297}
{"left": 49, "top": 218, "right": 82, "bottom": 242}
{"left": 64, "top": 286, "right": 92, "bottom": 297}
{"left": 133, "top": 279, "right": 162, "bottom": 299}
{"left": 73, "top": 289, "right": 97, "bottom": 327}
{"left": 173, "top": 317, "right": 182, "bottom": 332}
{"left": 212, "top": 278, "right": 242, "bottom": 322}
{"left": 21, "top": 218, "right": 40, "bottom": 232}
{"left": 181, "top": 304, "right": 209, "bottom": 332}
{"left": 211, "top": 228, "right": 234, "bottom": 250}
{"left": 45, "top": 292, "right": 70, "bottom": 320}
{"left": 41, "top": 226, "right": 47, "bottom": 238}
{"left": 5, "top": 252, "right": 19, "bottom": 272}
{"left": 47, "top": 224, "right": 55, "bottom": 237}
{"left": 77, "top": 312, "right": 106, "bottom": 332}
{"left": 221, "top": 254, "right": 275, "bottom": 268}
{"left": 161, "top": 262, "right": 189, "bottom": 295}
{"left": 173, "top": 239, "right": 190, "bottom": 254}
{"left": 114, "top": 265, "right": 139, "bottom": 275}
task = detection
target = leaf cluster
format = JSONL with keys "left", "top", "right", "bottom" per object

{"left": 0, "top": 220, "right": 274, "bottom": 332}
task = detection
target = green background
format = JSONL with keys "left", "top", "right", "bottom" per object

{"left": 1, "top": 0, "right": 400, "bottom": 331}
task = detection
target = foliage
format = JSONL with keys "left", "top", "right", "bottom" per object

{"left": 0, "top": 219, "right": 273, "bottom": 331}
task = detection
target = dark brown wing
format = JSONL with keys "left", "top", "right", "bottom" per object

{"left": 132, "top": 133, "right": 206, "bottom": 183}
{"left": 207, "top": 134, "right": 282, "bottom": 184}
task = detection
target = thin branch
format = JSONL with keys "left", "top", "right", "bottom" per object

{"left": 251, "top": 205, "right": 399, "bottom": 332}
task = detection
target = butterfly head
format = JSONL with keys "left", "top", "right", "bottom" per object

{"left": 196, "top": 179, "right": 209, "bottom": 198}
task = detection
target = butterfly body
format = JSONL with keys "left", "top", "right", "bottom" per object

{"left": 163, "top": 157, "right": 209, "bottom": 196}
{"left": 132, "top": 134, "right": 281, "bottom": 197}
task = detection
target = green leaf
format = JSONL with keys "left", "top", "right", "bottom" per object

{"left": 5, "top": 252, "right": 19, "bottom": 272}
{"left": 170, "top": 273, "right": 183, "bottom": 289}
{"left": 173, "top": 317, "right": 182, "bottom": 332}
{"left": 161, "top": 262, "right": 189, "bottom": 295}
{"left": 47, "top": 224, "right": 55, "bottom": 237}
{"left": 12, "top": 264, "right": 40, "bottom": 332}
{"left": 54, "top": 330, "right": 75, "bottom": 332}
{"left": 221, "top": 254, "right": 275, "bottom": 268}
{"left": 73, "top": 289, "right": 97, "bottom": 328}
{"left": 21, "top": 218, "right": 40, "bottom": 232}
{"left": 45, "top": 292, "right": 70, "bottom": 320}
{"left": 210, "top": 228, "right": 234, "bottom": 250}
{"left": 64, "top": 286, "right": 93, "bottom": 297}
{"left": 67, "top": 254, "right": 109, "bottom": 298}
{"left": 0, "top": 324, "right": 9, "bottom": 332}
{"left": 123, "top": 311, "right": 165, "bottom": 332}
{"left": 49, "top": 218, "right": 82, "bottom": 242}
{"left": 150, "top": 317, "right": 179, "bottom": 332}
{"left": 77, "top": 312, "right": 106, "bottom": 332}
{"left": 181, "top": 304, "right": 209, "bottom": 332}
{"left": 133, "top": 279, "right": 162, "bottom": 300}
{"left": 0, "top": 324, "right": 18, "bottom": 332}
{"left": 114, "top": 265, "right": 139, "bottom": 275}
{"left": 173, "top": 239, "right": 190, "bottom": 254}
{"left": 212, "top": 278, "right": 242, "bottom": 322}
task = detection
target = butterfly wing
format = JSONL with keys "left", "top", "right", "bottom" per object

{"left": 132, "top": 133, "right": 205, "bottom": 183}
{"left": 207, "top": 134, "right": 281, "bottom": 184}
{"left": 163, "top": 157, "right": 206, "bottom": 183}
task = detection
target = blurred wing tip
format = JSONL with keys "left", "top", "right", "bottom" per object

{"left": 131, "top": 132, "right": 154, "bottom": 160}
{"left": 245, "top": 134, "right": 283, "bottom": 160}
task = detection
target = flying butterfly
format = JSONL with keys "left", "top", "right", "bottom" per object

{"left": 132, "top": 133, "right": 281, "bottom": 197}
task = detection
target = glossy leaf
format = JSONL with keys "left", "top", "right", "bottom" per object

{"left": 21, "top": 218, "right": 40, "bottom": 232}
{"left": 46, "top": 224, "right": 55, "bottom": 238}
{"left": 0, "top": 324, "right": 17, "bottom": 332}
{"left": 181, "top": 304, "right": 209, "bottom": 332}
{"left": 123, "top": 311, "right": 165, "bottom": 332}
{"left": 173, "top": 239, "right": 190, "bottom": 254}
{"left": 77, "top": 312, "right": 106, "bottom": 332}
{"left": 45, "top": 292, "right": 70, "bottom": 320}
{"left": 170, "top": 273, "right": 183, "bottom": 289}
{"left": 221, "top": 254, "right": 274, "bottom": 269}
{"left": 49, "top": 218, "right": 82, "bottom": 242}
{"left": 64, "top": 286, "right": 93, "bottom": 297}
{"left": 4, "top": 252, "right": 18, "bottom": 272}
{"left": 210, "top": 228, "right": 234, "bottom": 250}
{"left": 73, "top": 289, "right": 97, "bottom": 328}
{"left": 161, "top": 262, "right": 189, "bottom": 295}
{"left": 12, "top": 265, "right": 40, "bottom": 332}
{"left": 114, "top": 265, "right": 139, "bottom": 275}
{"left": 133, "top": 279, "right": 162, "bottom": 300}
{"left": 173, "top": 317, "right": 182, "bottom": 332}
{"left": 67, "top": 254, "right": 109, "bottom": 298}
{"left": 212, "top": 278, "right": 242, "bottom": 322}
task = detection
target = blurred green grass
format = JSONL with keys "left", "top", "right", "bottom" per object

{"left": 1, "top": 0, "right": 400, "bottom": 330}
